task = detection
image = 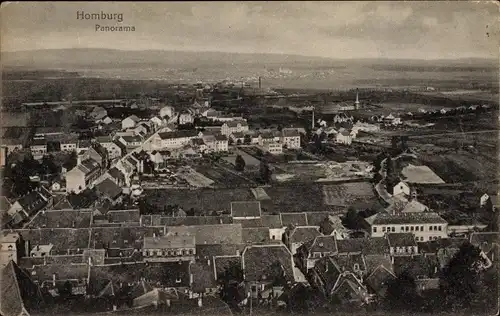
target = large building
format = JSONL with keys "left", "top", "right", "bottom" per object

{"left": 365, "top": 212, "right": 448, "bottom": 242}
{"left": 153, "top": 130, "right": 199, "bottom": 149}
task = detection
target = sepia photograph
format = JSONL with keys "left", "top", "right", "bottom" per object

{"left": 0, "top": 1, "right": 498, "bottom": 315}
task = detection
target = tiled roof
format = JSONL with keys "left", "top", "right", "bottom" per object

{"left": 191, "top": 263, "right": 217, "bottom": 293}
{"left": 158, "top": 130, "right": 198, "bottom": 139}
{"left": 312, "top": 256, "right": 343, "bottom": 294}
{"left": 370, "top": 212, "right": 448, "bottom": 225}
{"left": 0, "top": 260, "right": 41, "bottom": 316}
{"left": 107, "top": 167, "right": 125, "bottom": 184}
{"left": 107, "top": 209, "right": 140, "bottom": 223}
{"left": 392, "top": 255, "right": 439, "bottom": 279}
{"left": 67, "top": 189, "right": 98, "bottom": 209}
{"left": 309, "top": 235, "right": 338, "bottom": 253}
{"left": 143, "top": 234, "right": 195, "bottom": 249}
{"left": 289, "top": 226, "right": 321, "bottom": 244}
{"left": 95, "top": 179, "right": 122, "bottom": 200}
{"left": 242, "top": 244, "right": 295, "bottom": 283}
{"left": 95, "top": 135, "right": 113, "bottom": 143}
{"left": 261, "top": 215, "right": 283, "bottom": 229}
{"left": 31, "top": 263, "right": 89, "bottom": 284}
{"left": 126, "top": 115, "right": 140, "bottom": 123}
{"left": 386, "top": 233, "right": 418, "bottom": 248}
{"left": 196, "top": 244, "right": 245, "bottom": 260}
{"left": 17, "top": 191, "right": 48, "bottom": 215}
{"left": 215, "top": 134, "right": 228, "bottom": 141}
{"left": 282, "top": 129, "right": 300, "bottom": 137}
{"left": 365, "top": 265, "right": 396, "bottom": 297}
{"left": 280, "top": 213, "right": 307, "bottom": 226}
{"left": 242, "top": 227, "right": 271, "bottom": 244}
{"left": 363, "top": 254, "right": 393, "bottom": 275}
{"left": 417, "top": 238, "right": 467, "bottom": 254}
{"left": 166, "top": 224, "right": 243, "bottom": 245}
{"left": 15, "top": 228, "right": 91, "bottom": 254}
{"left": 160, "top": 215, "right": 233, "bottom": 226}
{"left": 79, "top": 159, "right": 101, "bottom": 174}
{"left": 26, "top": 209, "right": 93, "bottom": 229}
{"left": 230, "top": 201, "right": 262, "bottom": 218}
{"left": 214, "top": 255, "right": 243, "bottom": 281}
{"left": 90, "top": 226, "right": 164, "bottom": 250}
{"left": 336, "top": 238, "right": 390, "bottom": 255}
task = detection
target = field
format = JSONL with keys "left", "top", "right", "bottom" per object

{"left": 222, "top": 149, "right": 262, "bottom": 169}
{"left": 322, "top": 182, "right": 378, "bottom": 209}
{"left": 193, "top": 163, "right": 254, "bottom": 187}
{"left": 273, "top": 161, "right": 373, "bottom": 182}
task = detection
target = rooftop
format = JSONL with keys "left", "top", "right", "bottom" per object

{"left": 288, "top": 226, "right": 322, "bottom": 244}
{"left": 95, "top": 179, "right": 122, "bottom": 200}
{"left": 158, "top": 130, "right": 199, "bottom": 139}
{"left": 242, "top": 244, "right": 295, "bottom": 283}
{"left": 242, "top": 227, "right": 271, "bottom": 244}
{"left": 336, "top": 237, "right": 390, "bottom": 255}
{"left": 166, "top": 224, "right": 243, "bottom": 245}
{"left": 230, "top": 201, "right": 262, "bottom": 218}
{"left": 368, "top": 212, "right": 448, "bottom": 225}
{"left": 143, "top": 234, "right": 196, "bottom": 249}
{"left": 386, "top": 233, "right": 418, "bottom": 248}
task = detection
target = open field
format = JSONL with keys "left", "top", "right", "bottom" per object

{"left": 273, "top": 161, "right": 373, "bottom": 182}
{"left": 193, "top": 163, "right": 253, "bottom": 187}
{"left": 322, "top": 182, "right": 377, "bottom": 208}
{"left": 222, "top": 149, "right": 262, "bottom": 169}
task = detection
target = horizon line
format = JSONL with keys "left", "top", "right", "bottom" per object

{"left": 1, "top": 47, "right": 496, "bottom": 62}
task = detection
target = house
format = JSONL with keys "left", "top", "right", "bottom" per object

{"left": 90, "top": 106, "right": 108, "bottom": 121}
{"left": 118, "top": 135, "right": 143, "bottom": 149}
{"left": 283, "top": 226, "right": 322, "bottom": 255}
{"left": 95, "top": 136, "right": 123, "bottom": 159}
{"left": 31, "top": 263, "right": 89, "bottom": 296}
{"left": 142, "top": 233, "right": 196, "bottom": 262}
{"left": 0, "top": 233, "right": 24, "bottom": 268}
{"left": 59, "top": 135, "right": 78, "bottom": 152}
{"left": 99, "top": 116, "right": 113, "bottom": 125}
{"left": 242, "top": 244, "right": 296, "bottom": 298}
{"left": 30, "top": 138, "right": 48, "bottom": 158}
{"left": 121, "top": 115, "right": 141, "bottom": 130}
{"left": 179, "top": 113, "right": 194, "bottom": 125}
{"left": 153, "top": 130, "right": 199, "bottom": 149}
{"left": 0, "top": 260, "right": 44, "bottom": 316}
{"left": 160, "top": 105, "right": 175, "bottom": 119}
{"left": 260, "top": 142, "right": 283, "bottom": 155}
{"left": 149, "top": 116, "right": 164, "bottom": 130}
{"left": 296, "top": 235, "right": 338, "bottom": 271}
{"left": 335, "top": 130, "right": 353, "bottom": 145}
{"left": 191, "top": 138, "right": 208, "bottom": 153}
{"left": 392, "top": 181, "right": 411, "bottom": 197}
{"left": 365, "top": 212, "right": 448, "bottom": 242}
{"left": 230, "top": 201, "right": 262, "bottom": 220}
{"left": 149, "top": 151, "right": 166, "bottom": 169}
{"left": 221, "top": 120, "right": 249, "bottom": 136}
{"left": 319, "top": 215, "right": 349, "bottom": 239}
{"left": 7, "top": 190, "right": 50, "bottom": 226}
{"left": 65, "top": 159, "right": 102, "bottom": 193}
{"left": 95, "top": 178, "right": 123, "bottom": 204}
{"left": 30, "top": 244, "right": 54, "bottom": 257}
{"left": 387, "top": 199, "right": 429, "bottom": 215}
{"left": 133, "top": 124, "right": 149, "bottom": 137}
{"left": 365, "top": 265, "right": 396, "bottom": 298}
{"left": 230, "top": 132, "right": 246, "bottom": 144}
{"left": 352, "top": 121, "right": 380, "bottom": 133}
{"left": 281, "top": 129, "right": 301, "bottom": 149}
{"left": 214, "top": 135, "right": 229, "bottom": 152}
{"left": 386, "top": 233, "right": 418, "bottom": 256}
{"left": 309, "top": 256, "right": 370, "bottom": 305}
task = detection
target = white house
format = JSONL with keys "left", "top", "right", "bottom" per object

{"left": 260, "top": 142, "right": 283, "bottom": 155}
{"left": 95, "top": 136, "right": 124, "bottom": 159}
{"left": 153, "top": 130, "right": 199, "bottom": 149}
{"left": 60, "top": 136, "right": 78, "bottom": 152}
{"left": 179, "top": 113, "right": 194, "bottom": 125}
{"left": 159, "top": 105, "right": 175, "bottom": 119}
{"left": 221, "top": 120, "right": 249, "bottom": 136}
{"left": 65, "top": 159, "right": 102, "bottom": 193}
{"left": 149, "top": 116, "right": 164, "bottom": 130}
{"left": 281, "top": 129, "right": 301, "bottom": 149}
{"left": 335, "top": 131, "right": 353, "bottom": 145}
{"left": 393, "top": 181, "right": 411, "bottom": 197}
{"left": 122, "top": 115, "right": 141, "bottom": 130}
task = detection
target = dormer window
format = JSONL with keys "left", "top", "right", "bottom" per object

{"left": 175, "top": 277, "right": 182, "bottom": 283}
{"left": 353, "top": 263, "right": 360, "bottom": 271}
{"left": 7, "top": 245, "right": 13, "bottom": 250}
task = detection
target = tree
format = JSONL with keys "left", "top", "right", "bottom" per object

{"left": 244, "top": 134, "right": 251, "bottom": 145}
{"left": 383, "top": 271, "right": 419, "bottom": 311}
{"left": 440, "top": 242, "right": 484, "bottom": 310}
{"left": 259, "top": 162, "right": 272, "bottom": 184}
{"left": 342, "top": 207, "right": 359, "bottom": 229}
{"left": 234, "top": 154, "right": 246, "bottom": 172}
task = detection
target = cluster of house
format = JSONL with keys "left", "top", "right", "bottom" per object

{"left": 1, "top": 194, "right": 497, "bottom": 315}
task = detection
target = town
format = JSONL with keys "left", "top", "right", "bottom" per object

{"left": 1, "top": 2, "right": 499, "bottom": 316}
{"left": 1, "top": 76, "right": 498, "bottom": 316}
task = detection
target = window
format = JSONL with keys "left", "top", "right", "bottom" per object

{"left": 415, "top": 226, "right": 419, "bottom": 232}
{"left": 373, "top": 227, "right": 377, "bottom": 233}
{"left": 420, "top": 226, "right": 424, "bottom": 231}
{"left": 175, "top": 277, "right": 182, "bottom": 283}
{"left": 353, "top": 263, "right": 360, "bottom": 271}
{"left": 429, "top": 226, "right": 433, "bottom": 231}
{"left": 438, "top": 226, "right": 442, "bottom": 231}
{"left": 391, "top": 227, "right": 395, "bottom": 232}
{"left": 410, "top": 226, "right": 414, "bottom": 231}
{"left": 405, "top": 226, "right": 409, "bottom": 232}
{"left": 382, "top": 227, "right": 386, "bottom": 232}
{"left": 400, "top": 227, "right": 404, "bottom": 232}
{"left": 189, "top": 249, "right": 193, "bottom": 255}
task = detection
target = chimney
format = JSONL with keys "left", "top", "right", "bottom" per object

{"left": 52, "top": 273, "right": 56, "bottom": 287}
{"left": 25, "top": 240, "right": 30, "bottom": 256}
{"left": 207, "top": 259, "right": 211, "bottom": 266}
{"left": 258, "top": 77, "right": 262, "bottom": 89}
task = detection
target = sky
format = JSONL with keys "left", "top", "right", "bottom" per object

{"left": 1, "top": 1, "right": 498, "bottom": 59}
